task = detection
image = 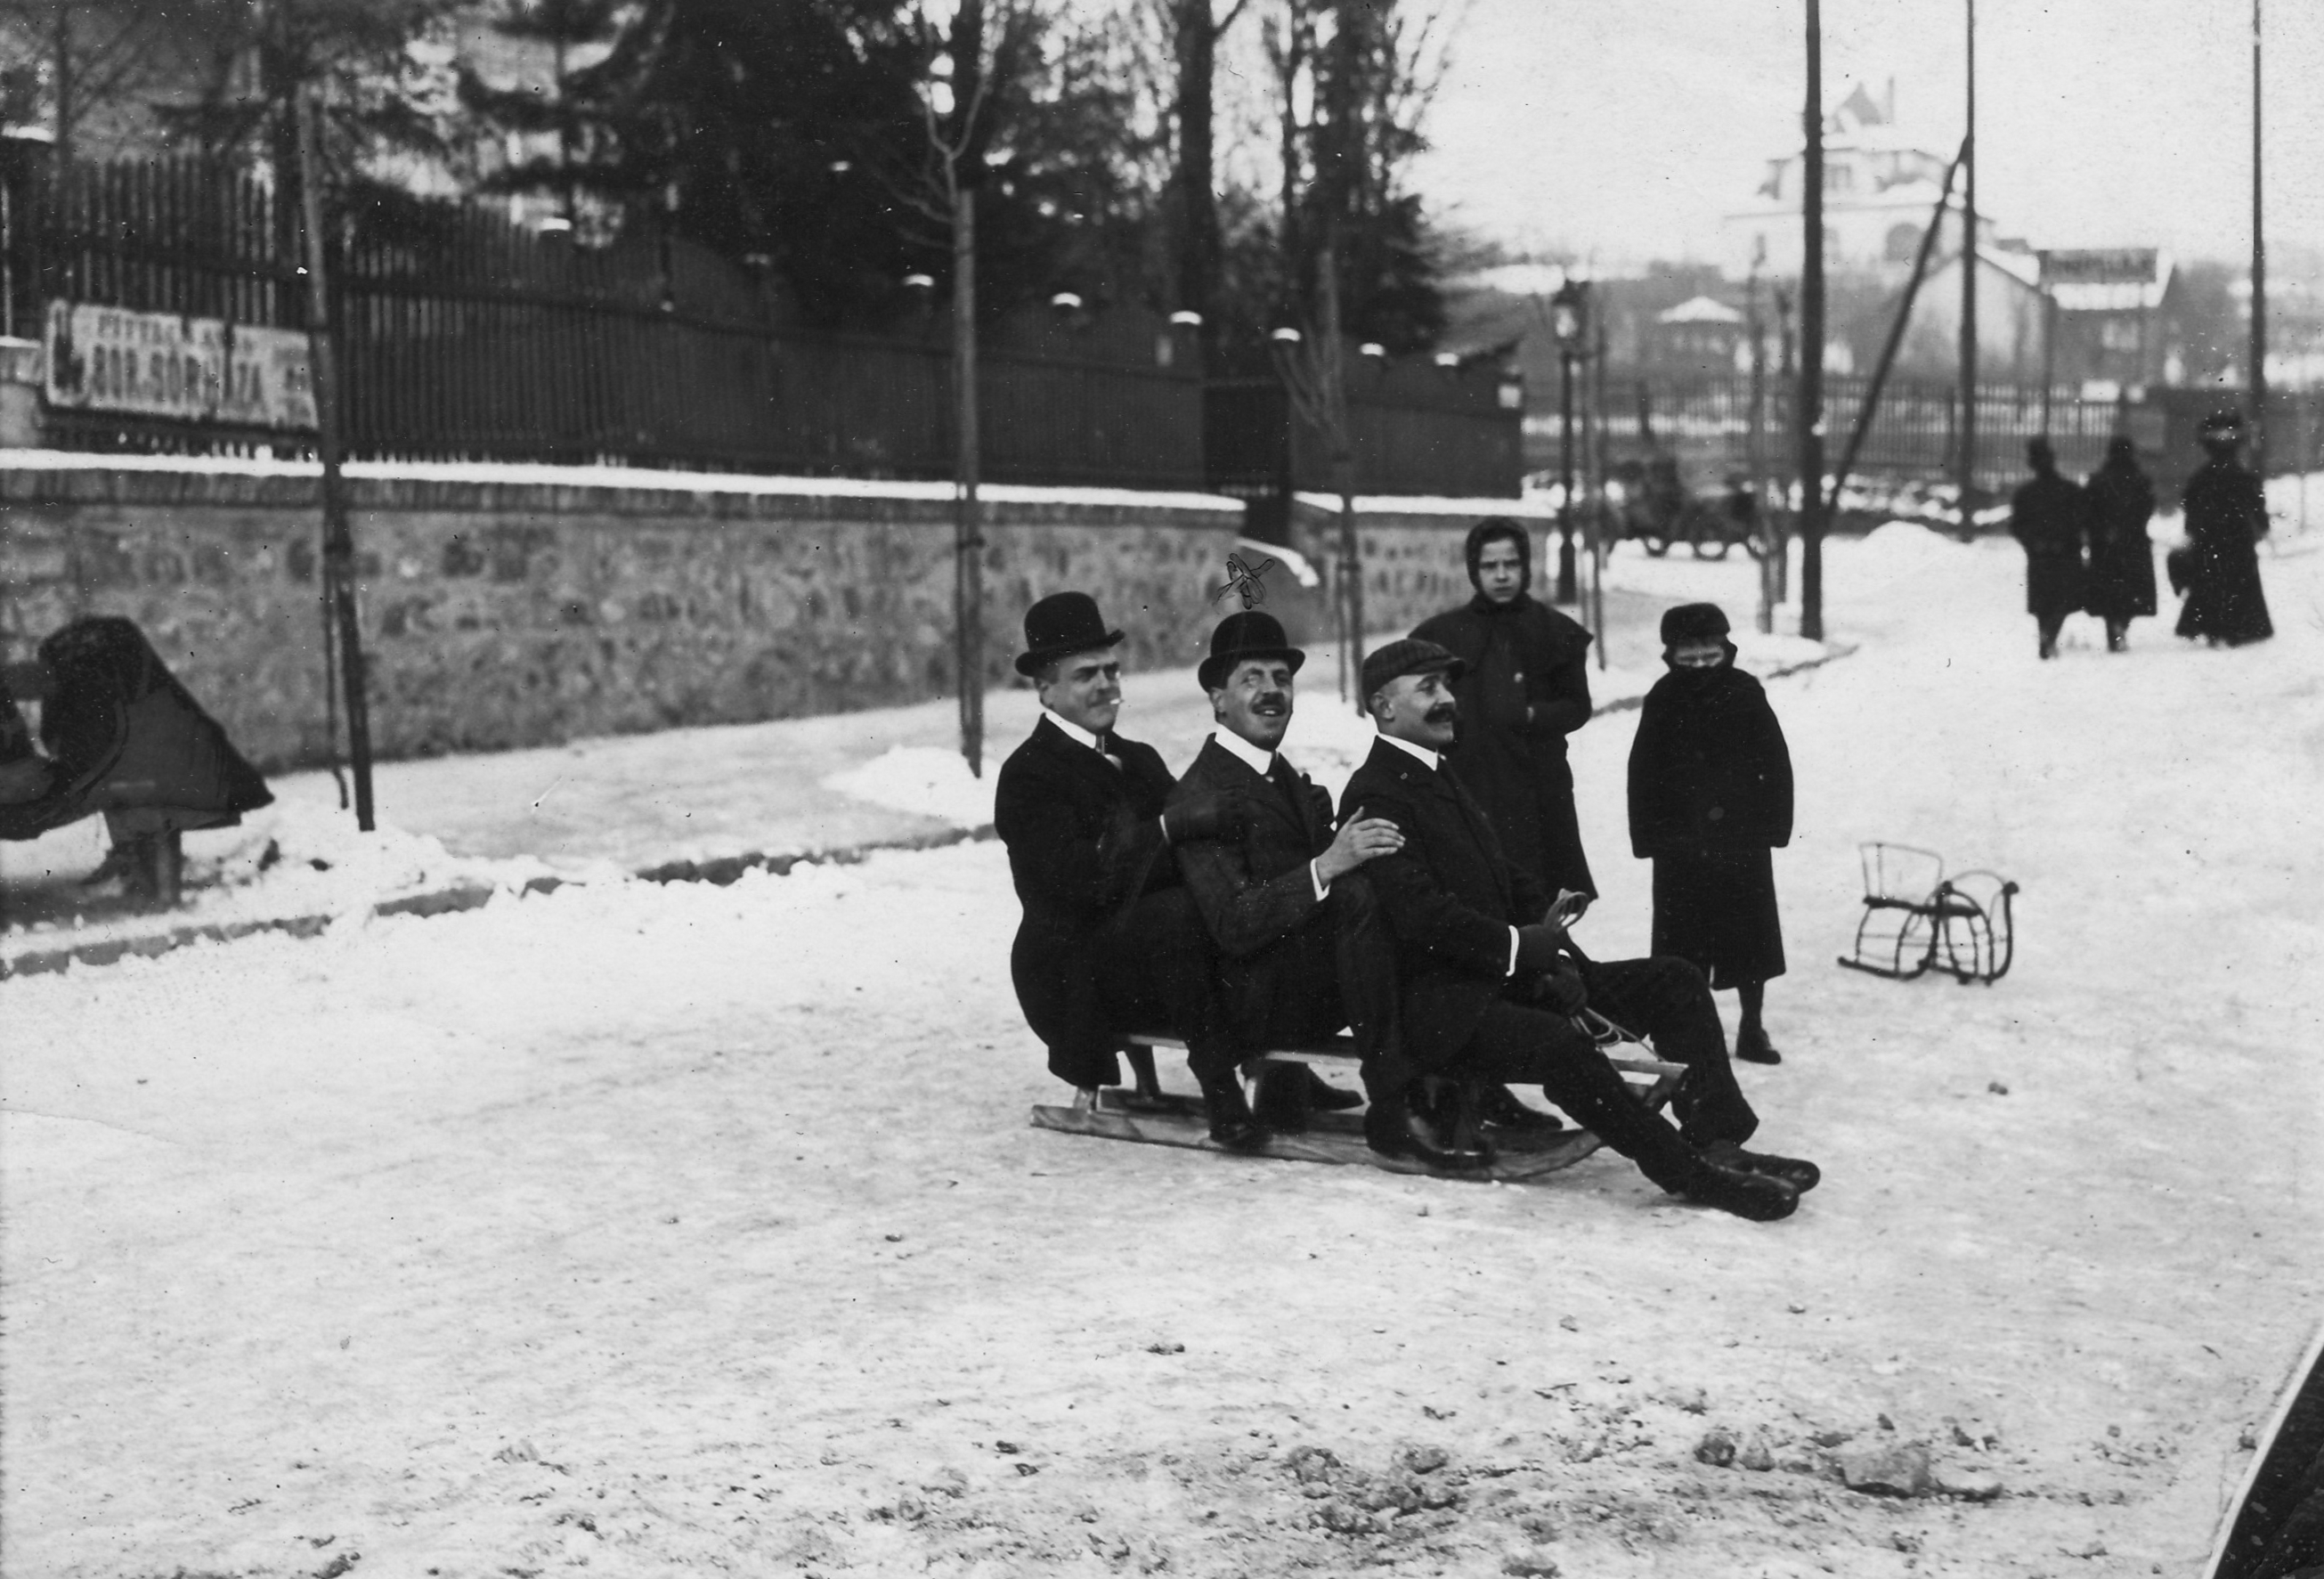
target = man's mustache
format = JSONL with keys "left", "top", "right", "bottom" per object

{"left": 1425, "top": 703, "right": 1458, "bottom": 726}
{"left": 1252, "top": 694, "right": 1289, "bottom": 715}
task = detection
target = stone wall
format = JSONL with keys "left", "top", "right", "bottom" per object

{"left": 0, "top": 466, "right": 1242, "bottom": 770}
{"left": 1285, "top": 495, "right": 1560, "bottom": 640}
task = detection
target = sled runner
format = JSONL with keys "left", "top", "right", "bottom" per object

{"left": 1837, "top": 842, "right": 2019, "bottom": 985}
{"left": 1028, "top": 1011, "right": 1686, "bottom": 1184}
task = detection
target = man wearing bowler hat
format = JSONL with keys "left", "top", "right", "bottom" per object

{"left": 993, "top": 592, "right": 1259, "bottom": 1144}
{"left": 1164, "top": 611, "right": 1419, "bottom": 1145}
{"left": 1337, "top": 638, "right": 1819, "bottom": 1217}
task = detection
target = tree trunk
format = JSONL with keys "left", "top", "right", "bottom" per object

{"left": 1799, "top": 0, "right": 1826, "bottom": 643}
{"left": 954, "top": 183, "right": 984, "bottom": 777}
{"left": 1173, "top": 2, "right": 1221, "bottom": 347}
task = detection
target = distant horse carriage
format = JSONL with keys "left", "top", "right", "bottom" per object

{"left": 1605, "top": 454, "right": 1766, "bottom": 560}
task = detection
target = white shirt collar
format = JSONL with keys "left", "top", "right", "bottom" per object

{"left": 1045, "top": 712, "right": 1108, "bottom": 755}
{"left": 1377, "top": 730, "right": 1440, "bottom": 773}
{"left": 1209, "top": 727, "right": 1278, "bottom": 777}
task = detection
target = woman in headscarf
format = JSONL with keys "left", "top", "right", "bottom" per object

{"left": 1410, "top": 517, "right": 1597, "bottom": 907}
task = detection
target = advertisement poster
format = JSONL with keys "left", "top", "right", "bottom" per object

{"left": 42, "top": 300, "right": 316, "bottom": 430}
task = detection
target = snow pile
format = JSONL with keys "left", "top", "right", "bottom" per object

{"left": 1851, "top": 518, "right": 1974, "bottom": 580}
{"left": 1, "top": 797, "right": 564, "bottom": 958}
{"left": 823, "top": 745, "right": 997, "bottom": 828}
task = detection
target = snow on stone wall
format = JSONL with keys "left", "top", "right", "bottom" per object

{"left": 0, "top": 466, "right": 1242, "bottom": 770}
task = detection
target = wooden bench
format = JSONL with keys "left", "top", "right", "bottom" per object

{"left": 1028, "top": 1018, "right": 1687, "bottom": 1184}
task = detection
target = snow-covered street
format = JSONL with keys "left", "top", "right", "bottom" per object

{"left": 5, "top": 524, "right": 2322, "bottom": 1577}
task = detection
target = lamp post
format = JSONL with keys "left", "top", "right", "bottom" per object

{"left": 1548, "top": 276, "right": 1588, "bottom": 606}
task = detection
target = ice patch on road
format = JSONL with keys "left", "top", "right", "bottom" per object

{"left": 824, "top": 745, "right": 996, "bottom": 827}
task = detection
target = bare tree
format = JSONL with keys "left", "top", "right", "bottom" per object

{"left": 868, "top": 0, "right": 1038, "bottom": 777}
{"left": 0, "top": 0, "right": 202, "bottom": 163}
{"left": 1158, "top": 0, "right": 1248, "bottom": 348}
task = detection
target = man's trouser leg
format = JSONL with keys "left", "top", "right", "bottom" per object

{"left": 1459, "top": 999, "right": 1701, "bottom": 1192}
{"left": 1098, "top": 886, "right": 1232, "bottom": 1083}
{"left": 1580, "top": 956, "right": 1759, "bottom": 1149}
{"left": 1329, "top": 874, "right": 1410, "bottom": 1103}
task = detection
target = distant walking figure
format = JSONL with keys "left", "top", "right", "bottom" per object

{"left": 2174, "top": 410, "right": 2274, "bottom": 648}
{"left": 2009, "top": 436, "right": 2088, "bottom": 660}
{"left": 2082, "top": 436, "right": 2157, "bottom": 654}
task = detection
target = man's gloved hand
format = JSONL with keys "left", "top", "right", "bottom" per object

{"left": 1163, "top": 792, "right": 1244, "bottom": 844}
{"left": 1514, "top": 922, "right": 1566, "bottom": 974}
{"left": 1536, "top": 962, "right": 1589, "bottom": 1014}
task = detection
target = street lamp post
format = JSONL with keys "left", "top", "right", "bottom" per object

{"left": 1549, "top": 277, "right": 1588, "bottom": 606}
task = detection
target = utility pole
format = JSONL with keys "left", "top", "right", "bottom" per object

{"left": 1798, "top": 0, "right": 1826, "bottom": 642}
{"left": 295, "top": 87, "right": 375, "bottom": 832}
{"left": 2250, "top": 0, "right": 2267, "bottom": 485}
{"left": 953, "top": 181, "right": 984, "bottom": 775}
{"left": 1957, "top": 0, "right": 1978, "bottom": 537}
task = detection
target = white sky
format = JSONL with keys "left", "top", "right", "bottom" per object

{"left": 1410, "top": 0, "right": 2324, "bottom": 271}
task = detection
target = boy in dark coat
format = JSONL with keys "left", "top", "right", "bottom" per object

{"left": 1628, "top": 604, "right": 1793, "bottom": 1065}
{"left": 2083, "top": 435, "right": 2157, "bottom": 653}
{"left": 1410, "top": 518, "right": 1597, "bottom": 907}
{"left": 2174, "top": 410, "right": 2274, "bottom": 648}
{"left": 2009, "top": 437, "right": 2089, "bottom": 660}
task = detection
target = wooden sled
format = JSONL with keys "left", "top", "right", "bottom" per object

{"left": 1028, "top": 1016, "right": 1686, "bottom": 1185}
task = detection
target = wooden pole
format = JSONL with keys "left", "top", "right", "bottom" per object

{"left": 1798, "top": 0, "right": 1826, "bottom": 642}
{"left": 2250, "top": 0, "right": 2267, "bottom": 485}
{"left": 1958, "top": 0, "right": 1978, "bottom": 535}
{"left": 954, "top": 182, "right": 985, "bottom": 777}
{"left": 295, "top": 88, "right": 374, "bottom": 832}
{"left": 1828, "top": 140, "right": 1965, "bottom": 514}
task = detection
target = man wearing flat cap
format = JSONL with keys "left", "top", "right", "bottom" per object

{"left": 1163, "top": 611, "right": 1411, "bottom": 1144}
{"left": 1337, "top": 638, "right": 1819, "bottom": 1217}
{"left": 994, "top": 592, "right": 1251, "bottom": 1141}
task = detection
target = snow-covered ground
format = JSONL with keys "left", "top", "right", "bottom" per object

{"left": 4, "top": 517, "right": 2322, "bottom": 1578}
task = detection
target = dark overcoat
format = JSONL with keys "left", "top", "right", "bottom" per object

{"left": 1168, "top": 737, "right": 1340, "bottom": 1044}
{"left": 2175, "top": 456, "right": 2275, "bottom": 646}
{"left": 1410, "top": 594, "right": 1597, "bottom": 898}
{"left": 994, "top": 714, "right": 1176, "bottom": 1088}
{"left": 2083, "top": 457, "right": 2158, "bottom": 621}
{"left": 2009, "top": 471, "right": 2089, "bottom": 620}
{"left": 1338, "top": 738, "right": 1550, "bottom": 1071}
{"left": 1628, "top": 663, "right": 1792, "bottom": 987}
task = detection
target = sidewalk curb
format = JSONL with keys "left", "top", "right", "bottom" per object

{"left": 0, "top": 826, "right": 1001, "bottom": 982}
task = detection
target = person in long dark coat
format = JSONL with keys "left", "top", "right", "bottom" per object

{"left": 1628, "top": 603, "right": 1793, "bottom": 1065}
{"left": 992, "top": 592, "right": 1257, "bottom": 1144}
{"left": 2009, "top": 437, "right": 2089, "bottom": 660}
{"left": 2083, "top": 435, "right": 2158, "bottom": 653}
{"left": 2174, "top": 410, "right": 2274, "bottom": 647}
{"left": 1410, "top": 518, "right": 1597, "bottom": 908}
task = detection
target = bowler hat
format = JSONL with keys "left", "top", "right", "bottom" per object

{"left": 1016, "top": 591, "right": 1125, "bottom": 677}
{"left": 1360, "top": 638, "right": 1464, "bottom": 704}
{"left": 1660, "top": 602, "right": 1732, "bottom": 647}
{"left": 1199, "top": 610, "right": 1305, "bottom": 691}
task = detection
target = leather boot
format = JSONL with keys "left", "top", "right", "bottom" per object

{"left": 1199, "top": 1074, "right": 1269, "bottom": 1152}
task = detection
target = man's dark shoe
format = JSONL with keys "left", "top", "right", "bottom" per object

{"left": 1475, "top": 1082, "right": 1564, "bottom": 1132}
{"left": 1199, "top": 1076, "right": 1271, "bottom": 1152}
{"left": 1734, "top": 1027, "right": 1782, "bottom": 1065}
{"left": 1365, "top": 1089, "right": 1493, "bottom": 1172}
{"left": 1304, "top": 1067, "right": 1365, "bottom": 1111}
{"left": 1701, "top": 1140, "right": 1820, "bottom": 1193}
{"left": 1678, "top": 1160, "right": 1799, "bottom": 1221}
{"left": 1251, "top": 1064, "right": 1312, "bottom": 1131}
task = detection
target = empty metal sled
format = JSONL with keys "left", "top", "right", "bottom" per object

{"left": 1838, "top": 842, "right": 2019, "bottom": 985}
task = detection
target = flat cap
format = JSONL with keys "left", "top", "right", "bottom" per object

{"left": 1361, "top": 638, "right": 1465, "bottom": 702}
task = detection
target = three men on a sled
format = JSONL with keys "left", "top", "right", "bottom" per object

{"left": 995, "top": 590, "right": 1817, "bottom": 1221}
